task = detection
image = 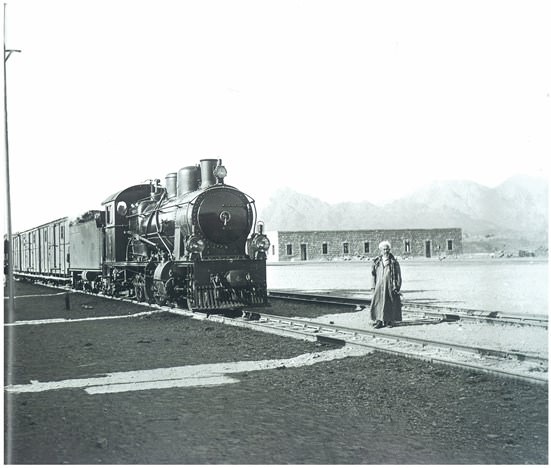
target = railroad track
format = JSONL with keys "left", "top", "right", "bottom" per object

{"left": 9, "top": 281, "right": 548, "bottom": 385}
{"left": 164, "top": 307, "right": 548, "bottom": 385}
{"left": 268, "top": 290, "right": 549, "bottom": 328}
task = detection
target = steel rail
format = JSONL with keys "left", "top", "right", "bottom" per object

{"left": 403, "top": 302, "right": 547, "bottom": 323}
{"left": 242, "top": 312, "right": 548, "bottom": 385}
{"left": 268, "top": 290, "right": 548, "bottom": 328}
{"left": 186, "top": 309, "right": 548, "bottom": 385}
{"left": 258, "top": 312, "right": 547, "bottom": 364}
{"left": 268, "top": 290, "right": 368, "bottom": 307}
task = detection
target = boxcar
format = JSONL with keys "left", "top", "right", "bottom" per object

{"left": 12, "top": 217, "right": 70, "bottom": 282}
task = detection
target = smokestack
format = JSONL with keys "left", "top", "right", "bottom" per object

{"left": 199, "top": 159, "right": 218, "bottom": 189}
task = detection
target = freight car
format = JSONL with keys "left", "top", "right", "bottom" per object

{"left": 12, "top": 217, "right": 71, "bottom": 283}
{"left": 11, "top": 159, "right": 271, "bottom": 312}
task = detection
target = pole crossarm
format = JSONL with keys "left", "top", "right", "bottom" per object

{"left": 4, "top": 49, "right": 21, "bottom": 61}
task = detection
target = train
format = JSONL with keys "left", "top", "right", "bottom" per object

{"left": 9, "top": 159, "right": 271, "bottom": 311}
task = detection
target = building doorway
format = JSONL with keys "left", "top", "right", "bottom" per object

{"left": 425, "top": 240, "right": 431, "bottom": 258}
{"left": 300, "top": 244, "right": 307, "bottom": 261}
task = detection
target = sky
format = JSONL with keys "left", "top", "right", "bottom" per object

{"left": 2, "top": 0, "right": 550, "bottom": 233}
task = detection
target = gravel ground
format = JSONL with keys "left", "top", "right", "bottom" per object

{"left": 4, "top": 281, "right": 549, "bottom": 464}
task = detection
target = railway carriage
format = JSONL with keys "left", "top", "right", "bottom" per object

{"left": 12, "top": 218, "right": 71, "bottom": 282}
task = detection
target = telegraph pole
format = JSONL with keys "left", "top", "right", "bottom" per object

{"left": 4, "top": 6, "right": 20, "bottom": 462}
{"left": 4, "top": 2, "right": 20, "bottom": 320}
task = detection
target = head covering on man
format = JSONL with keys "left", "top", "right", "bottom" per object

{"left": 378, "top": 240, "right": 391, "bottom": 250}
{"left": 379, "top": 240, "right": 391, "bottom": 265}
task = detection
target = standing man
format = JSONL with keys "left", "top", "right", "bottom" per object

{"left": 370, "top": 240, "right": 402, "bottom": 328}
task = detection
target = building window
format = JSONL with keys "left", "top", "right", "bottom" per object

{"left": 447, "top": 239, "right": 453, "bottom": 251}
{"left": 404, "top": 240, "right": 411, "bottom": 253}
{"left": 286, "top": 244, "right": 293, "bottom": 256}
{"left": 364, "top": 242, "right": 370, "bottom": 254}
{"left": 343, "top": 242, "right": 349, "bottom": 254}
{"left": 322, "top": 243, "right": 328, "bottom": 254}
{"left": 60, "top": 226, "right": 65, "bottom": 240}
{"left": 271, "top": 245, "right": 275, "bottom": 256}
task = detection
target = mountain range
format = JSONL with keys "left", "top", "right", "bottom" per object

{"left": 258, "top": 175, "right": 548, "bottom": 254}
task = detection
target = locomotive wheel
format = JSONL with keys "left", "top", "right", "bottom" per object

{"left": 175, "top": 296, "right": 189, "bottom": 309}
{"left": 102, "top": 281, "right": 113, "bottom": 297}
{"left": 151, "top": 262, "right": 175, "bottom": 306}
{"left": 135, "top": 285, "right": 145, "bottom": 302}
{"left": 144, "top": 276, "right": 154, "bottom": 304}
{"left": 143, "top": 262, "right": 157, "bottom": 305}
{"left": 152, "top": 280, "right": 168, "bottom": 306}
{"left": 133, "top": 275, "right": 146, "bottom": 302}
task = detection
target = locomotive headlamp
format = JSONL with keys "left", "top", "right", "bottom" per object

{"left": 213, "top": 164, "right": 227, "bottom": 182}
{"left": 252, "top": 234, "right": 271, "bottom": 252}
{"left": 187, "top": 236, "right": 205, "bottom": 253}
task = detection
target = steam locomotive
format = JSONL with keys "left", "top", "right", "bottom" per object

{"left": 11, "top": 159, "right": 271, "bottom": 311}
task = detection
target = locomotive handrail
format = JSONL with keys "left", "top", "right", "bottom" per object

{"left": 152, "top": 191, "right": 174, "bottom": 258}
{"left": 128, "top": 233, "right": 156, "bottom": 247}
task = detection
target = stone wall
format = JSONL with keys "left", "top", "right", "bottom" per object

{"left": 267, "top": 228, "right": 463, "bottom": 261}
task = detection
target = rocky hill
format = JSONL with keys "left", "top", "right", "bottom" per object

{"left": 259, "top": 175, "right": 548, "bottom": 254}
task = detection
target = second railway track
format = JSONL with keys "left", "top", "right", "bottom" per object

{"left": 114, "top": 285, "right": 542, "bottom": 387}
{"left": 268, "top": 290, "right": 549, "bottom": 328}
{"left": 165, "top": 306, "right": 548, "bottom": 385}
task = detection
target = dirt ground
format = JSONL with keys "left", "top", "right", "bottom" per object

{"left": 4, "top": 282, "right": 548, "bottom": 464}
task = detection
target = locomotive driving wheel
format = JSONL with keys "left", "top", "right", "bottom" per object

{"left": 133, "top": 274, "right": 146, "bottom": 302}
{"left": 142, "top": 262, "right": 157, "bottom": 304}
{"left": 152, "top": 279, "right": 172, "bottom": 306}
{"left": 151, "top": 261, "right": 174, "bottom": 306}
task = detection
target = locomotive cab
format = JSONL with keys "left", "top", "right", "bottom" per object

{"left": 102, "top": 184, "right": 151, "bottom": 263}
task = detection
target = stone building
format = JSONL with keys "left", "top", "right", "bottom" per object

{"left": 265, "top": 228, "right": 462, "bottom": 262}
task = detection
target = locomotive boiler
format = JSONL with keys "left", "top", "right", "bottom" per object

{"left": 94, "top": 158, "right": 270, "bottom": 310}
